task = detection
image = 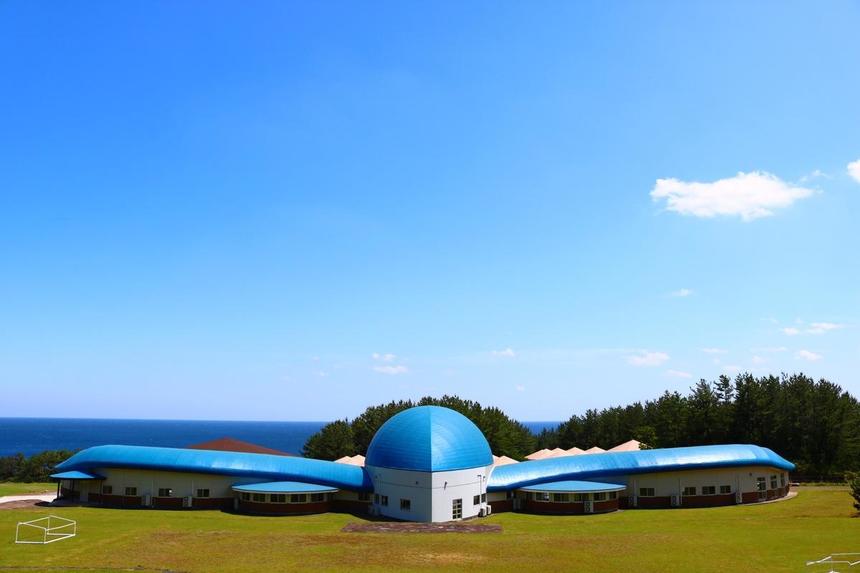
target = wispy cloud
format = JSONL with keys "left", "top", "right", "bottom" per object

{"left": 373, "top": 365, "right": 409, "bottom": 375}
{"left": 796, "top": 350, "right": 822, "bottom": 362}
{"left": 848, "top": 159, "right": 860, "bottom": 183}
{"left": 666, "top": 369, "right": 692, "bottom": 378}
{"left": 701, "top": 347, "right": 727, "bottom": 354}
{"left": 650, "top": 171, "right": 816, "bottom": 221}
{"left": 670, "top": 288, "right": 693, "bottom": 297}
{"left": 372, "top": 352, "right": 397, "bottom": 362}
{"left": 491, "top": 348, "right": 516, "bottom": 357}
{"left": 515, "top": 384, "right": 525, "bottom": 392}
{"left": 627, "top": 351, "right": 670, "bottom": 367}
{"left": 751, "top": 346, "right": 787, "bottom": 353}
{"left": 751, "top": 355, "right": 766, "bottom": 365}
{"left": 807, "top": 322, "right": 845, "bottom": 335}
{"left": 782, "top": 327, "right": 801, "bottom": 336}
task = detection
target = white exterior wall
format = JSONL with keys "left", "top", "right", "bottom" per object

{"left": 624, "top": 465, "right": 788, "bottom": 501}
{"left": 367, "top": 464, "right": 493, "bottom": 522}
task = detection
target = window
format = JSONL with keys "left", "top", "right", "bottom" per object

{"left": 374, "top": 494, "right": 380, "bottom": 504}
{"left": 536, "top": 492, "right": 550, "bottom": 502}
{"left": 101, "top": 485, "right": 113, "bottom": 495}
{"left": 125, "top": 487, "right": 137, "bottom": 496}
{"left": 608, "top": 491, "right": 617, "bottom": 500}
{"left": 400, "top": 498, "right": 411, "bottom": 511}
{"left": 780, "top": 474, "right": 786, "bottom": 487}
{"left": 573, "top": 493, "right": 583, "bottom": 502}
{"left": 770, "top": 475, "right": 778, "bottom": 490}
{"left": 290, "top": 494, "right": 307, "bottom": 503}
{"left": 452, "top": 498, "right": 462, "bottom": 519}
{"left": 241, "top": 492, "right": 251, "bottom": 501}
{"left": 593, "top": 492, "right": 607, "bottom": 501}
{"left": 756, "top": 477, "right": 766, "bottom": 492}
{"left": 358, "top": 492, "right": 370, "bottom": 502}
{"left": 682, "top": 486, "right": 696, "bottom": 496}
{"left": 270, "top": 494, "right": 286, "bottom": 503}
{"left": 719, "top": 485, "right": 731, "bottom": 494}
{"left": 639, "top": 487, "right": 655, "bottom": 497}
{"left": 552, "top": 493, "right": 570, "bottom": 503}
{"left": 196, "top": 489, "right": 210, "bottom": 498}
{"left": 473, "top": 494, "right": 481, "bottom": 505}
{"left": 252, "top": 493, "right": 266, "bottom": 502}
{"left": 381, "top": 495, "right": 388, "bottom": 506}
{"left": 506, "top": 490, "right": 515, "bottom": 500}
{"left": 310, "top": 493, "right": 325, "bottom": 503}
{"left": 481, "top": 493, "right": 486, "bottom": 503}
{"left": 702, "top": 486, "right": 716, "bottom": 495}
{"left": 158, "top": 488, "right": 172, "bottom": 497}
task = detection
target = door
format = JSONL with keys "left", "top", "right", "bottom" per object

{"left": 452, "top": 498, "right": 462, "bottom": 520}
{"left": 756, "top": 477, "right": 767, "bottom": 501}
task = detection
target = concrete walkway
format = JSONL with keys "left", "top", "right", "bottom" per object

{"left": 0, "top": 494, "right": 57, "bottom": 504}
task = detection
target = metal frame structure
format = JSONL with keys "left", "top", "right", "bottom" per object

{"left": 15, "top": 515, "right": 77, "bottom": 544}
{"left": 806, "top": 554, "right": 860, "bottom": 573}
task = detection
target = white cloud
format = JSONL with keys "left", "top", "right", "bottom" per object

{"left": 627, "top": 351, "right": 670, "bottom": 367}
{"left": 752, "top": 346, "right": 787, "bottom": 353}
{"left": 515, "top": 384, "right": 525, "bottom": 392}
{"left": 782, "top": 327, "right": 801, "bottom": 336}
{"left": 372, "top": 352, "right": 397, "bottom": 362}
{"left": 807, "top": 322, "right": 844, "bottom": 335}
{"left": 796, "top": 350, "right": 822, "bottom": 362}
{"left": 373, "top": 365, "right": 409, "bottom": 375}
{"left": 723, "top": 365, "right": 742, "bottom": 374}
{"left": 848, "top": 159, "right": 860, "bottom": 183}
{"left": 666, "top": 369, "right": 692, "bottom": 379}
{"left": 670, "top": 288, "right": 693, "bottom": 297}
{"left": 650, "top": 171, "right": 816, "bottom": 221}
{"left": 751, "top": 355, "right": 765, "bottom": 365}
{"left": 491, "top": 348, "right": 516, "bottom": 357}
{"left": 701, "top": 347, "right": 727, "bottom": 354}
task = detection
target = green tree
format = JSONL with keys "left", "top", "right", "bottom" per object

{"left": 301, "top": 419, "right": 355, "bottom": 460}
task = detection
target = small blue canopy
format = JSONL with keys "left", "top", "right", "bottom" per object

{"left": 50, "top": 470, "right": 103, "bottom": 480}
{"left": 520, "top": 480, "right": 625, "bottom": 493}
{"left": 232, "top": 481, "right": 337, "bottom": 493}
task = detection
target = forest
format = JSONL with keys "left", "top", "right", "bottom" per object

{"left": 303, "top": 373, "right": 860, "bottom": 480}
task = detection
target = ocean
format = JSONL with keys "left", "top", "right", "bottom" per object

{"left": 0, "top": 418, "right": 560, "bottom": 457}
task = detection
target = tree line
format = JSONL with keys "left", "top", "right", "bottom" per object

{"left": 303, "top": 373, "right": 860, "bottom": 480}
{"left": 0, "top": 450, "right": 76, "bottom": 483}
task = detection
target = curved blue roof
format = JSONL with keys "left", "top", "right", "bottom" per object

{"left": 232, "top": 481, "right": 337, "bottom": 493}
{"left": 55, "top": 445, "right": 373, "bottom": 492}
{"left": 520, "top": 480, "right": 626, "bottom": 493}
{"left": 50, "top": 470, "right": 103, "bottom": 480}
{"left": 488, "top": 444, "right": 795, "bottom": 492}
{"left": 365, "top": 406, "right": 493, "bottom": 472}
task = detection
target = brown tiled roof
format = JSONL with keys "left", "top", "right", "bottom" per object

{"left": 186, "top": 437, "right": 294, "bottom": 456}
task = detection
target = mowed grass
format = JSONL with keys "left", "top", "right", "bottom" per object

{"left": 1, "top": 488, "right": 857, "bottom": 573}
{"left": 0, "top": 482, "right": 55, "bottom": 497}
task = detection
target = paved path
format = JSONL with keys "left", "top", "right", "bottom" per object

{"left": 0, "top": 494, "right": 56, "bottom": 504}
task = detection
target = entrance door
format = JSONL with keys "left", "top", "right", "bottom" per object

{"left": 756, "top": 477, "right": 767, "bottom": 501}
{"left": 452, "top": 498, "right": 462, "bottom": 520}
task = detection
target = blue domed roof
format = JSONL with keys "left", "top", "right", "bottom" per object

{"left": 365, "top": 406, "right": 493, "bottom": 472}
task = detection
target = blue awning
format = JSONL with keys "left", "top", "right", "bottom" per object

{"left": 520, "top": 480, "right": 626, "bottom": 493}
{"left": 50, "top": 470, "right": 104, "bottom": 480}
{"left": 232, "top": 481, "right": 337, "bottom": 494}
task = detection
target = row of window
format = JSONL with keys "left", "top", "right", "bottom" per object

{"left": 101, "top": 486, "right": 212, "bottom": 498}
{"left": 529, "top": 491, "right": 618, "bottom": 503}
{"left": 639, "top": 485, "right": 732, "bottom": 497}
{"left": 372, "top": 494, "right": 411, "bottom": 511}
{"left": 472, "top": 493, "right": 487, "bottom": 505}
{"left": 239, "top": 492, "right": 328, "bottom": 504}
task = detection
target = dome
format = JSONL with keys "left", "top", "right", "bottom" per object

{"left": 365, "top": 406, "right": 493, "bottom": 472}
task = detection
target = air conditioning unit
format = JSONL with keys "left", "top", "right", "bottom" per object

{"left": 583, "top": 500, "right": 594, "bottom": 514}
{"left": 142, "top": 494, "right": 151, "bottom": 507}
{"left": 485, "top": 505, "right": 492, "bottom": 516}
{"left": 183, "top": 496, "right": 192, "bottom": 508}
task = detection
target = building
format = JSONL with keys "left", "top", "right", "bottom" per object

{"left": 52, "top": 405, "right": 795, "bottom": 522}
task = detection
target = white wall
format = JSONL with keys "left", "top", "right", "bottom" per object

{"left": 624, "top": 465, "right": 788, "bottom": 502}
{"left": 367, "top": 464, "right": 493, "bottom": 522}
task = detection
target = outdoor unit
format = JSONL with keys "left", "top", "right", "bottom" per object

{"left": 583, "top": 500, "right": 593, "bottom": 514}
{"left": 479, "top": 505, "right": 492, "bottom": 517}
{"left": 735, "top": 491, "right": 743, "bottom": 504}
{"left": 183, "top": 496, "right": 192, "bottom": 508}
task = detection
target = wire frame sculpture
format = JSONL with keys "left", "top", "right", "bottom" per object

{"left": 15, "top": 515, "right": 77, "bottom": 544}
{"left": 807, "top": 554, "right": 860, "bottom": 573}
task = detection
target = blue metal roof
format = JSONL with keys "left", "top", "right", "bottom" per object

{"left": 365, "top": 406, "right": 493, "bottom": 472}
{"left": 488, "top": 444, "right": 795, "bottom": 492}
{"left": 55, "top": 445, "right": 373, "bottom": 491}
{"left": 520, "top": 480, "right": 626, "bottom": 493}
{"left": 50, "top": 470, "right": 103, "bottom": 480}
{"left": 232, "top": 481, "right": 337, "bottom": 493}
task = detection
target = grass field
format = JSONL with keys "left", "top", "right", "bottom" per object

{"left": 1, "top": 488, "right": 857, "bottom": 572}
{"left": 0, "top": 482, "right": 55, "bottom": 497}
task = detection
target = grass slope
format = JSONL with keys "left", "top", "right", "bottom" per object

{"left": 0, "top": 482, "right": 55, "bottom": 497}
{"left": 1, "top": 488, "right": 857, "bottom": 572}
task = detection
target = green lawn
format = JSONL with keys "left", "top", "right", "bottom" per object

{"left": 0, "top": 482, "right": 55, "bottom": 497}
{"left": 1, "top": 488, "right": 857, "bottom": 572}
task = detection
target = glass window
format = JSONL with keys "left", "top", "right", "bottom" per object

{"left": 639, "top": 487, "right": 655, "bottom": 497}
{"left": 553, "top": 493, "right": 570, "bottom": 503}
{"left": 158, "top": 488, "right": 172, "bottom": 497}
{"left": 473, "top": 494, "right": 481, "bottom": 505}
{"left": 290, "top": 494, "right": 307, "bottom": 503}
{"left": 702, "top": 486, "right": 716, "bottom": 495}
{"left": 400, "top": 498, "right": 411, "bottom": 511}
{"left": 609, "top": 491, "right": 617, "bottom": 500}
{"left": 593, "top": 492, "right": 606, "bottom": 501}
{"left": 381, "top": 495, "right": 388, "bottom": 506}
{"left": 682, "top": 486, "right": 696, "bottom": 496}
{"left": 241, "top": 492, "right": 250, "bottom": 501}
{"left": 374, "top": 494, "right": 379, "bottom": 504}
{"left": 780, "top": 474, "right": 786, "bottom": 487}
{"left": 756, "top": 477, "right": 766, "bottom": 492}
{"left": 536, "top": 492, "right": 550, "bottom": 502}
{"left": 358, "top": 492, "right": 370, "bottom": 502}
{"left": 252, "top": 493, "right": 266, "bottom": 502}
{"left": 770, "top": 475, "right": 778, "bottom": 489}
{"left": 573, "top": 493, "right": 583, "bottom": 502}
{"left": 310, "top": 493, "right": 325, "bottom": 502}
{"left": 719, "top": 485, "right": 731, "bottom": 494}
{"left": 101, "top": 485, "right": 113, "bottom": 495}
{"left": 481, "top": 493, "right": 486, "bottom": 503}
{"left": 196, "top": 489, "right": 210, "bottom": 498}
{"left": 125, "top": 487, "right": 137, "bottom": 496}
{"left": 270, "top": 494, "right": 286, "bottom": 503}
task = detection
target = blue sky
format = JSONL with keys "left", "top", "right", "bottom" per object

{"left": 1, "top": 1, "right": 858, "bottom": 421}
